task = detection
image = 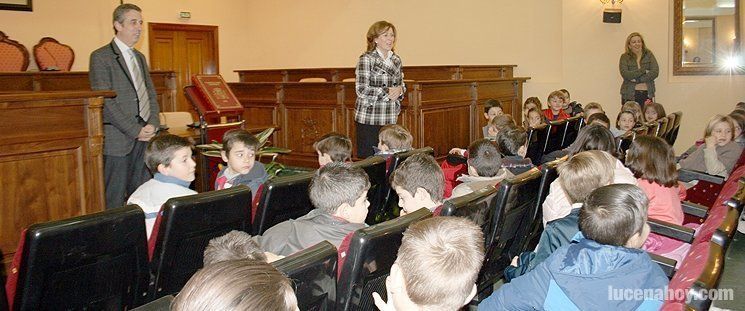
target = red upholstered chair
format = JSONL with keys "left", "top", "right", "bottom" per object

{"left": 33, "top": 37, "right": 74, "bottom": 71}
{"left": 662, "top": 241, "right": 725, "bottom": 311}
{"left": 0, "top": 31, "right": 30, "bottom": 71}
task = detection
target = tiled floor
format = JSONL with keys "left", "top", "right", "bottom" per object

{"left": 711, "top": 232, "right": 745, "bottom": 310}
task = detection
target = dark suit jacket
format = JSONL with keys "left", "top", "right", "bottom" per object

{"left": 89, "top": 40, "right": 160, "bottom": 156}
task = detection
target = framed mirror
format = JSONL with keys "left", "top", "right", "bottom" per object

{"left": 674, "top": 0, "right": 744, "bottom": 75}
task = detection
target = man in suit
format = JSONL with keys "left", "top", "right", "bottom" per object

{"left": 90, "top": 3, "right": 160, "bottom": 209}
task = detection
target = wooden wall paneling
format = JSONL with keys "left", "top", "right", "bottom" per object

{"left": 401, "top": 66, "right": 458, "bottom": 81}
{"left": 286, "top": 68, "right": 337, "bottom": 82}
{"left": 459, "top": 65, "right": 516, "bottom": 79}
{"left": 415, "top": 81, "right": 474, "bottom": 156}
{"left": 0, "top": 74, "right": 33, "bottom": 92}
{"left": 225, "top": 74, "right": 529, "bottom": 166}
{"left": 336, "top": 68, "right": 355, "bottom": 81}
{"left": 34, "top": 72, "right": 90, "bottom": 91}
{"left": 0, "top": 71, "right": 178, "bottom": 112}
{"left": 235, "top": 69, "right": 286, "bottom": 82}
{"left": 235, "top": 65, "right": 517, "bottom": 83}
{"left": 229, "top": 82, "right": 282, "bottom": 147}
{"left": 280, "top": 82, "right": 342, "bottom": 167}
{"left": 0, "top": 91, "right": 108, "bottom": 270}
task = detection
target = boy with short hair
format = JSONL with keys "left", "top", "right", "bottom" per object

{"left": 559, "top": 88, "right": 583, "bottom": 117}
{"left": 203, "top": 230, "right": 267, "bottom": 265}
{"left": 390, "top": 153, "right": 445, "bottom": 216}
{"left": 127, "top": 134, "right": 197, "bottom": 238}
{"left": 482, "top": 99, "right": 504, "bottom": 138}
{"left": 313, "top": 132, "right": 353, "bottom": 167}
{"left": 252, "top": 162, "right": 370, "bottom": 256}
{"left": 587, "top": 112, "right": 611, "bottom": 128}
{"left": 480, "top": 183, "right": 668, "bottom": 310}
{"left": 495, "top": 126, "right": 534, "bottom": 175}
{"left": 451, "top": 139, "right": 513, "bottom": 198}
{"left": 376, "top": 124, "right": 413, "bottom": 155}
{"left": 215, "top": 129, "right": 268, "bottom": 198}
{"left": 583, "top": 102, "right": 604, "bottom": 120}
{"left": 505, "top": 150, "right": 615, "bottom": 281}
{"left": 543, "top": 90, "right": 570, "bottom": 122}
{"left": 373, "top": 217, "right": 485, "bottom": 311}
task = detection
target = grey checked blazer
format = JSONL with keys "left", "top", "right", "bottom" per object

{"left": 354, "top": 50, "right": 405, "bottom": 125}
{"left": 89, "top": 40, "right": 160, "bottom": 156}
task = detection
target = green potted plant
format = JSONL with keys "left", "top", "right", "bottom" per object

{"left": 196, "top": 127, "right": 291, "bottom": 178}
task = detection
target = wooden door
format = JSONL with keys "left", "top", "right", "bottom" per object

{"left": 148, "top": 23, "right": 218, "bottom": 113}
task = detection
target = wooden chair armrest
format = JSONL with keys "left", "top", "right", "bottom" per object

{"left": 681, "top": 201, "right": 710, "bottom": 218}
{"left": 648, "top": 219, "right": 695, "bottom": 244}
{"left": 678, "top": 169, "right": 725, "bottom": 184}
{"left": 649, "top": 253, "right": 677, "bottom": 278}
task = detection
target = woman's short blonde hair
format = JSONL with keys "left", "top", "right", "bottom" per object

{"left": 172, "top": 260, "right": 298, "bottom": 311}
{"left": 366, "top": 21, "right": 396, "bottom": 52}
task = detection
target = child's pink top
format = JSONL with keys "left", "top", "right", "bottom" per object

{"left": 636, "top": 179, "right": 686, "bottom": 225}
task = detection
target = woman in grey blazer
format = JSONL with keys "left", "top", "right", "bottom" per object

{"left": 354, "top": 20, "right": 405, "bottom": 158}
{"left": 619, "top": 32, "right": 659, "bottom": 106}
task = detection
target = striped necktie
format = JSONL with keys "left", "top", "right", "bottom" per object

{"left": 129, "top": 49, "right": 151, "bottom": 122}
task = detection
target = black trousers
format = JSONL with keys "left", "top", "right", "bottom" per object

{"left": 622, "top": 90, "right": 651, "bottom": 107}
{"left": 104, "top": 140, "right": 152, "bottom": 209}
{"left": 355, "top": 122, "right": 382, "bottom": 158}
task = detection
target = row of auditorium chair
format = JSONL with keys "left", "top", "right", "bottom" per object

{"left": 0, "top": 31, "right": 74, "bottom": 71}
{"left": 3, "top": 149, "right": 740, "bottom": 310}
{"left": 2, "top": 147, "right": 434, "bottom": 310}
{"left": 526, "top": 111, "right": 682, "bottom": 165}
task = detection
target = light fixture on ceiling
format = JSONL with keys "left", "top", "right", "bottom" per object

{"left": 600, "top": 0, "right": 623, "bottom": 23}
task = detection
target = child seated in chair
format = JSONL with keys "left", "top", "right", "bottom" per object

{"left": 482, "top": 99, "right": 504, "bottom": 138}
{"left": 450, "top": 115, "right": 516, "bottom": 156}
{"left": 495, "top": 126, "right": 534, "bottom": 175}
{"left": 375, "top": 124, "right": 413, "bottom": 160}
{"left": 680, "top": 115, "right": 743, "bottom": 178}
{"left": 586, "top": 112, "right": 611, "bottom": 128}
{"left": 252, "top": 162, "right": 369, "bottom": 256}
{"left": 524, "top": 107, "right": 545, "bottom": 129}
{"left": 203, "top": 230, "right": 284, "bottom": 265}
{"left": 313, "top": 132, "right": 353, "bottom": 167}
{"left": 560, "top": 88, "right": 583, "bottom": 117}
{"left": 522, "top": 96, "right": 542, "bottom": 122}
{"left": 450, "top": 139, "right": 513, "bottom": 199}
{"left": 215, "top": 129, "right": 268, "bottom": 198}
{"left": 480, "top": 184, "right": 668, "bottom": 310}
{"left": 128, "top": 134, "right": 197, "bottom": 239}
{"left": 390, "top": 153, "right": 445, "bottom": 216}
{"left": 583, "top": 102, "right": 604, "bottom": 120}
{"left": 504, "top": 150, "right": 615, "bottom": 281}
{"left": 172, "top": 259, "right": 298, "bottom": 311}
{"left": 373, "top": 217, "right": 485, "bottom": 311}
{"left": 543, "top": 90, "right": 569, "bottom": 122}
{"left": 542, "top": 124, "right": 637, "bottom": 224}
{"left": 613, "top": 110, "right": 636, "bottom": 138}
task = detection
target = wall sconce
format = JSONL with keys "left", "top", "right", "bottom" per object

{"left": 600, "top": 0, "right": 623, "bottom": 23}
